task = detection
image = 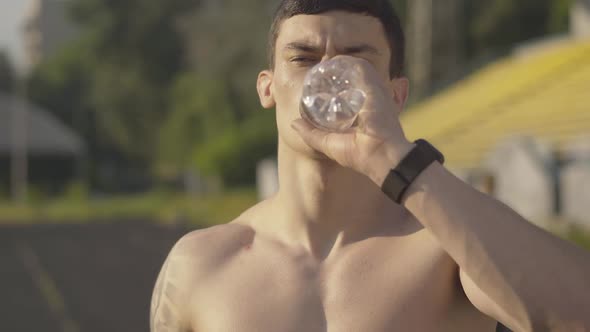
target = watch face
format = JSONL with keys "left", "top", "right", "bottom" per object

{"left": 416, "top": 139, "right": 445, "bottom": 164}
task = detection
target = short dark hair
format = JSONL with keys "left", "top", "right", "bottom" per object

{"left": 268, "top": 0, "right": 405, "bottom": 78}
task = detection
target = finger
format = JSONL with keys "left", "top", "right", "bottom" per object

{"left": 291, "top": 119, "right": 331, "bottom": 153}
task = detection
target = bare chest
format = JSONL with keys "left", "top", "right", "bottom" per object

{"left": 190, "top": 239, "right": 494, "bottom": 332}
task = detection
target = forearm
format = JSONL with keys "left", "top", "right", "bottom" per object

{"left": 400, "top": 162, "right": 590, "bottom": 330}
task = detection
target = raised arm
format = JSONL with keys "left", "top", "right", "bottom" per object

{"left": 391, "top": 162, "right": 590, "bottom": 332}
{"left": 289, "top": 56, "right": 590, "bottom": 332}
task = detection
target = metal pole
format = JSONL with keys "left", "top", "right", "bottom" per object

{"left": 10, "top": 78, "right": 28, "bottom": 203}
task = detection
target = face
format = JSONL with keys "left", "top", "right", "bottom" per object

{"left": 257, "top": 11, "right": 405, "bottom": 158}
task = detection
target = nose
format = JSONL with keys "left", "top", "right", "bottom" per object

{"left": 320, "top": 40, "right": 340, "bottom": 62}
{"left": 319, "top": 53, "right": 334, "bottom": 63}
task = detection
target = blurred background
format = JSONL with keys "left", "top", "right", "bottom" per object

{"left": 0, "top": 0, "right": 589, "bottom": 331}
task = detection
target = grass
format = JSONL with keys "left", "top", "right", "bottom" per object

{"left": 2, "top": 191, "right": 589, "bottom": 252}
{"left": 0, "top": 188, "right": 259, "bottom": 227}
{"left": 562, "top": 225, "right": 590, "bottom": 251}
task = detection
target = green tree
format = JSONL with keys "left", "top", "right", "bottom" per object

{"left": 27, "top": 42, "right": 93, "bottom": 134}
{"left": 548, "top": 0, "right": 573, "bottom": 33}
{"left": 66, "top": 0, "right": 199, "bottom": 160}
{"left": 169, "top": 0, "right": 278, "bottom": 186}
{"left": 193, "top": 111, "right": 277, "bottom": 187}
{"left": 180, "top": 0, "right": 273, "bottom": 119}
{"left": 27, "top": 0, "right": 200, "bottom": 191}
{"left": 157, "top": 74, "right": 236, "bottom": 178}
{"left": 28, "top": 0, "right": 578, "bottom": 190}
{"left": 467, "top": 0, "right": 572, "bottom": 55}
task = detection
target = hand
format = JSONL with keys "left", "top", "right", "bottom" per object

{"left": 291, "top": 55, "right": 415, "bottom": 185}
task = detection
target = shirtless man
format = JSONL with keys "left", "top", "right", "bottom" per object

{"left": 150, "top": 1, "right": 590, "bottom": 331}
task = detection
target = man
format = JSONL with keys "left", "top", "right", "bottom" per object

{"left": 150, "top": 1, "right": 590, "bottom": 331}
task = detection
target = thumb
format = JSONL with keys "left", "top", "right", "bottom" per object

{"left": 290, "top": 118, "right": 314, "bottom": 133}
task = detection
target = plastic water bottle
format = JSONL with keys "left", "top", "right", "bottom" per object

{"left": 300, "top": 57, "right": 367, "bottom": 132}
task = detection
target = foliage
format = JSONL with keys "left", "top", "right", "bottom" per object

{"left": 157, "top": 73, "right": 236, "bottom": 177}
{"left": 27, "top": 41, "right": 93, "bottom": 136}
{"left": 161, "top": 0, "right": 279, "bottom": 184}
{"left": 193, "top": 111, "right": 277, "bottom": 187}
{"left": 26, "top": 0, "right": 280, "bottom": 189}
{"left": 68, "top": 0, "right": 198, "bottom": 157}
{"left": 548, "top": 0, "right": 573, "bottom": 33}
{"left": 467, "top": 0, "right": 573, "bottom": 55}
{"left": 26, "top": 0, "right": 203, "bottom": 190}
{"left": 563, "top": 225, "right": 590, "bottom": 251}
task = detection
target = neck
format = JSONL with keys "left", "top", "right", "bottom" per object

{"left": 266, "top": 139, "right": 401, "bottom": 260}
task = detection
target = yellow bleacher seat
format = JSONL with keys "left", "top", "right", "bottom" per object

{"left": 402, "top": 40, "right": 590, "bottom": 170}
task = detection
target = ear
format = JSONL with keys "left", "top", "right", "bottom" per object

{"left": 257, "top": 70, "right": 276, "bottom": 109}
{"left": 390, "top": 77, "right": 410, "bottom": 112}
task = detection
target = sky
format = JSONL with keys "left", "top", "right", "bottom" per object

{"left": 0, "top": 0, "right": 32, "bottom": 72}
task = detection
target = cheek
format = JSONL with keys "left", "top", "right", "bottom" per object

{"left": 273, "top": 65, "right": 307, "bottom": 105}
{"left": 276, "top": 76, "right": 298, "bottom": 96}
{"left": 274, "top": 69, "right": 305, "bottom": 132}
{"left": 275, "top": 76, "right": 303, "bottom": 103}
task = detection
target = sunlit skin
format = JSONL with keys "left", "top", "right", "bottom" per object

{"left": 150, "top": 11, "right": 590, "bottom": 332}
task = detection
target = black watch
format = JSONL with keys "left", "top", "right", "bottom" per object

{"left": 381, "top": 139, "right": 445, "bottom": 204}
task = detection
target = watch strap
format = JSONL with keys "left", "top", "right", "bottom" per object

{"left": 381, "top": 139, "right": 444, "bottom": 204}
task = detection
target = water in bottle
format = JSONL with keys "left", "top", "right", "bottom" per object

{"left": 300, "top": 57, "right": 367, "bottom": 132}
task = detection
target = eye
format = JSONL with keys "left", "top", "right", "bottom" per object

{"left": 290, "top": 56, "right": 318, "bottom": 65}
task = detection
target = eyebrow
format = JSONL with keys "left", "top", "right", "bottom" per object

{"left": 284, "top": 42, "right": 380, "bottom": 55}
{"left": 342, "top": 44, "right": 380, "bottom": 55}
{"left": 284, "top": 42, "right": 322, "bottom": 53}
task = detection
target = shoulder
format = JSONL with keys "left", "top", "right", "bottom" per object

{"left": 169, "top": 223, "right": 255, "bottom": 274}
{"left": 150, "top": 224, "right": 255, "bottom": 330}
{"left": 166, "top": 198, "right": 272, "bottom": 275}
{"left": 176, "top": 223, "right": 255, "bottom": 249}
